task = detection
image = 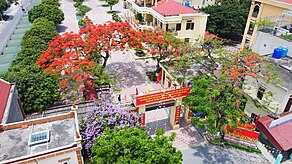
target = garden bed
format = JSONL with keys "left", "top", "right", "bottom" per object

{"left": 211, "top": 139, "right": 261, "bottom": 154}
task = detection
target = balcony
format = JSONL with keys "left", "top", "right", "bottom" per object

{"left": 123, "top": 11, "right": 154, "bottom": 31}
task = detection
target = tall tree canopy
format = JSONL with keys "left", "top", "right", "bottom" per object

{"left": 28, "top": 4, "right": 64, "bottom": 24}
{"left": 1, "top": 18, "right": 60, "bottom": 113}
{"left": 37, "top": 21, "right": 183, "bottom": 100}
{"left": 90, "top": 128, "right": 182, "bottom": 164}
{"left": 201, "top": 0, "right": 250, "bottom": 35}
{"left": 184, "top": 36, "right": 275, "bottom": 137}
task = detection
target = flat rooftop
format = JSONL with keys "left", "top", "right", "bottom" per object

{"left": 266, "top": 55, "right": 292, "bottom": 91}
{"left": 160, "top": 59, "right": 203, "bottom": 85}
{"left": 0, "top": 112, "right": 77, "bottom": 163}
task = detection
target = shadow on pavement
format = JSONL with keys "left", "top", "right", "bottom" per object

{"left": 56, "top": 24, "right": 68, "bottom": 33}
{"left": 6, "top": 15, "right": 14, "bottom": 21}
{"left": 190, "top": 143, "right": 235, "bottom": 164}
{"left": 107, "top": 61, "right": 149, "bottom": 88}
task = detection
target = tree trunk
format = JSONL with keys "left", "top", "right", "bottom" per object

{"left": 102, "top": 52, "right": 110, "bottom": 68}
{"left": 0, "top": 10, "right": 3, "bottom": 21}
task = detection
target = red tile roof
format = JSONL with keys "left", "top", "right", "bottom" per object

{"left": 0, "top": 79, "right": 11, "bottom": 123}
{"left": 152, "top": 0, "right": 198, "bottom": 16}
{"left": 257, "top": 115, "right": 292, "bottom": 151}
{"left": 276, "top": 0, "right": 292, "bottom": 4}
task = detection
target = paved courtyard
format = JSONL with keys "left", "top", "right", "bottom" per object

{"left": 58, "top": 0, "right": 125, "bottom": 34}
{"left": 145, "top": 108, "right": 269, "bottom": 163}
{"left": 182, "top": 143, "right": 269, "bottom": 164}
{"left": 53, "top": 1, "right": 270, "bottom": 163}
{"left": 100, "top": 50, "right": 162, "bottom": 103}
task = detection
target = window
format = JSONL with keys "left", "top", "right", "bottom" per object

{"left": 176, "top": 23, "right": 181, "bottom": 31}
{"left": 186, "top": 21, "right": 194, "bottom": 30}
{"left": 256, "top": 86, "right": 265, "bottom": 100}
{"left": 29, "top": 130, "right": 50, "bottom": 146}
{"left": 252, "top": 5, "right": 260, "bottom": 18}
{"left": 184, "top": 38, "right": 190, "bottom": 42}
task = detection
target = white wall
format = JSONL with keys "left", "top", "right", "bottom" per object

{"left": 253, "top": 31, "right": 292, "bottom": 57}
{"left": 243, "top": 75, "right": 290, "bottom": 115}
{"left": 27, "top": 151, "right": 79, "bottom": 164}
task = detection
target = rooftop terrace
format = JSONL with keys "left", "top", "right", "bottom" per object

{"left": 0, "top": 112, "right": 78, "bottom": 163}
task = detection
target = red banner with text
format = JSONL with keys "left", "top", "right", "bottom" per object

{"left": 136, "top": 87, "right": 191, "bottom": 106}
{"left": 140, "top": 113, "right": 145, "bottom": 127}
{"left": 226, "top": 125, "right": 259, "bottom": 141}
{"left": 175, "top": 106, "right": 181, "bottom": 124}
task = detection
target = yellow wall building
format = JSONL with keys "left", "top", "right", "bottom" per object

{"left": 123, "top": 0, "right": 208, "bottom": 43}
{"left": 240, "top": 0, "right": 292, "bottom": 50}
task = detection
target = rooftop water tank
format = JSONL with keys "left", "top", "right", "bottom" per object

{"left": 184, "top": 1, "right": 190, "bottom": 7}
{"left": 281, "top": 46, "right": 288, "bottom": 58}
{"left": 272, "top": 47, "right": 282, "bottom": 59}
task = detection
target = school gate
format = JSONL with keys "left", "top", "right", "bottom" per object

{"left": 134, "top": 87, "right": 192, "bottom": 130}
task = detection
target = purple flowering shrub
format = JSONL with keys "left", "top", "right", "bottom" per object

{"left": 80, "top": 102, "right": 140, "bottom": 150}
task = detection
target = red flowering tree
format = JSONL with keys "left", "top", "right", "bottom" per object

{"left": 37, "top": 21, "right": 175, "bottom": 101}
{"left": 141, "top": 29, "right": 184, "bottom": 72}
{"left": 79, "top": 21, "right": 143, "bottom": 68}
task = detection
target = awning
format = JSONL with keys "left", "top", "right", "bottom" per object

{"left": 257, "top": 115, "right": 292, "bottom": 151}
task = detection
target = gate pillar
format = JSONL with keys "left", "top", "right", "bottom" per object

{"left": 138, "top": 106, "right": 146, "bottom": 127}
{"left": 170, "top": 98, "right": 182, "bottom": 130}
{"left": 184, "top": 107, "right": 192, "bottom": 125}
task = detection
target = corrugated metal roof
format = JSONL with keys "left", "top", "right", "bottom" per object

{"left": 0, "top": 79, "right": 11, "bottom": 123}
{"left": 257, "top": 115, "right": 292, "bottom": 151}
{"left": 152, "top": 0, "right": 197, "bottom": 16}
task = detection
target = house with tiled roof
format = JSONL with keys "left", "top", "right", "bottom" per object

{"left": 0, "top": 79, "right": 25, "bottom": 124}
{"left": 123, "top": 0, "right": 208, "bottom": 43}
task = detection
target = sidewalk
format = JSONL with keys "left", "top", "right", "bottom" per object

{"left": 0, "top": 4, "right": 22, "bottom": 55}
{"left": 0, "top": 0, "right": 39, "bottom": 74}
{"left": 57, "top": 0, "right": 78, "bottom": 34}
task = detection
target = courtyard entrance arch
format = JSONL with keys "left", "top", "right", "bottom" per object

{"left": 134, "top": 87, "right": 192, "bottom": 130}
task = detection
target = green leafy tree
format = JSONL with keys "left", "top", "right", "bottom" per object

{"left": 201, "top": 0, "right": 250, "bottom": 35}
{"left": 0, "top": 0, "right": 8, "bottom": 21}
{"left": 1, "top": 15, "right": 60, "bottom": 114}
{"left": 28, "top": 4, "right": 64, "bottom": 24}
{"left": 183, "top": 36, "right": 276, "bottom": 138}
{"left": 185, "top": 75, "right": 247, "bottom": 136}
{"left": 23, "top": 18, "right": 58, "bottom": 43}
{"left": 41, "top": 0, "right": 60, "bottom": 6}
{"left": 75, "top": 4, "right": 91, "bottom": 17}
{"left": 105, "top": 0, "right": 118, "bottom": 11}
{"left": 2, "top": 68, "right": 60, "bottom": 113}
{"left": 90, "top": 128, "right": 182, "bottom": 164}
{"left": 21, "top": 36, "right": 48, "bottom": 51}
